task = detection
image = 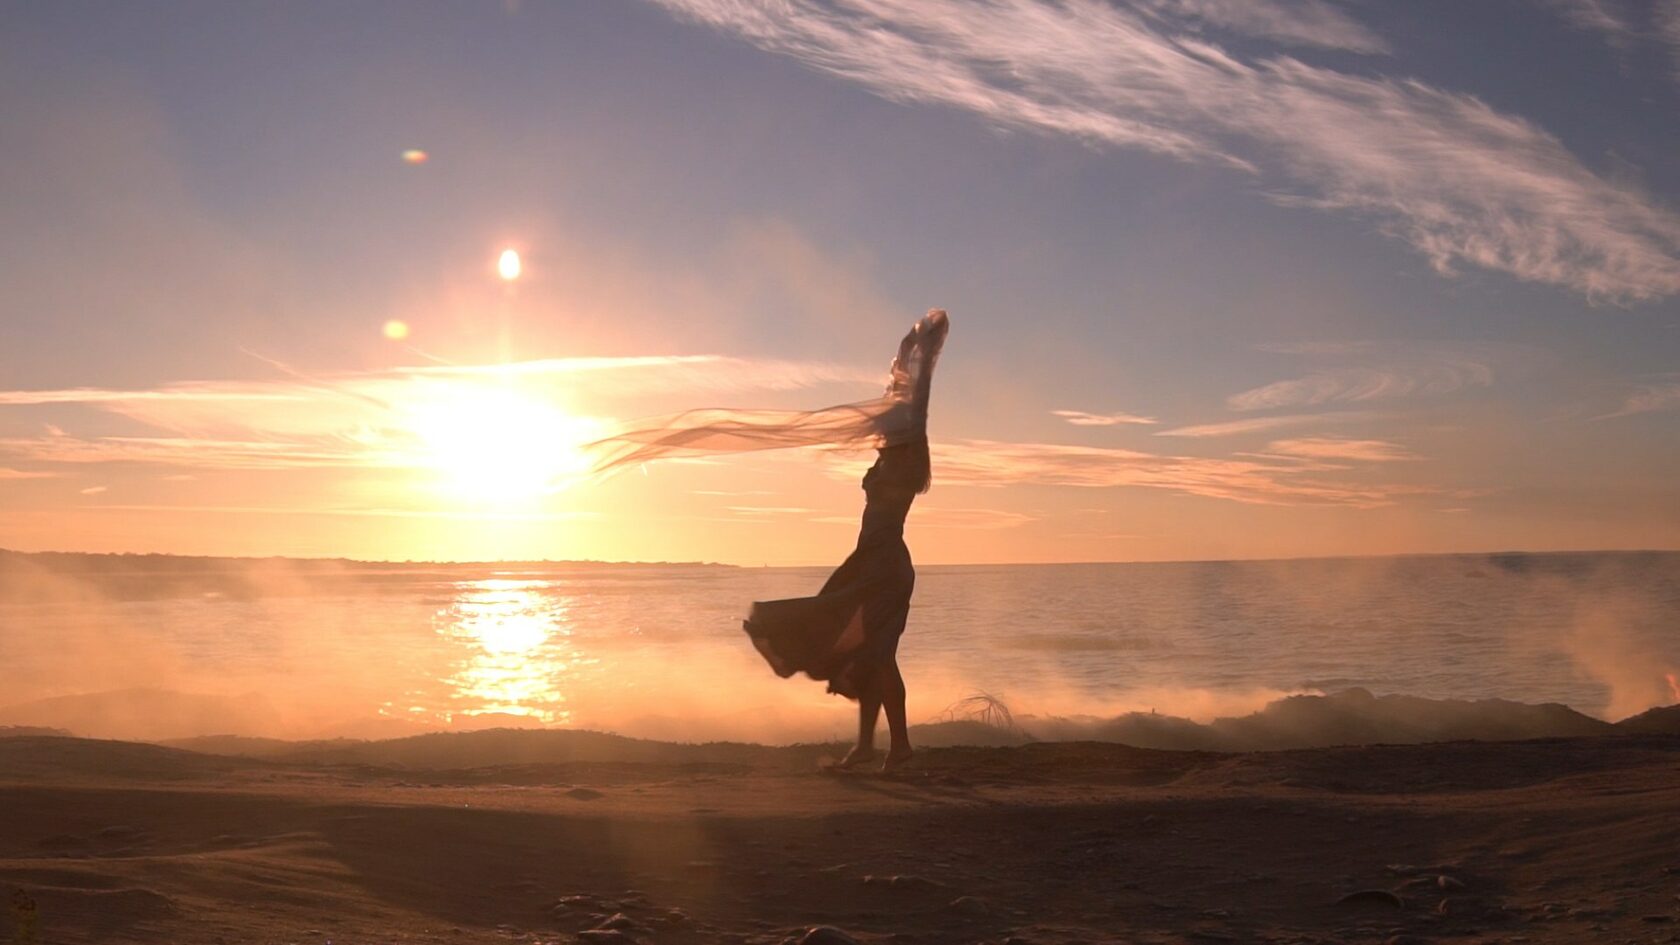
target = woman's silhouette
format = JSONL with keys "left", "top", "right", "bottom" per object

{"left": 742, "top": 310, "right": 948, "bottom": 771}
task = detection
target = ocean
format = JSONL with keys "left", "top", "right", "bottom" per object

{"left": 2, "top": 551, "right": 1677, "bottom": 743}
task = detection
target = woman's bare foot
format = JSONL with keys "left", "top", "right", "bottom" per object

{"left": 837, "top": 746, "right": 877, "bottom": 770}
{"left": 881, "top": 747, "right": 914, "bottom": 771}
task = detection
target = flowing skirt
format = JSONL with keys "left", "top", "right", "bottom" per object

{"left": 742, "top": 540, "right": 913, "bottom": 699}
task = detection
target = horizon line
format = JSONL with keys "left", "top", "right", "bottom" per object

{"left": 4, "top": 545, "right": 1678, "bottom": 571}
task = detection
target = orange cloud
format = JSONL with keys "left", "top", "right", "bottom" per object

{"left": 1052, "top": 408, "right": 1158, "bottom": 426}
{"left": 929, "top": 438, "right": 1446, "bottom": 509}
{"left": 1262, "top": 437, "right": 1420, "bottom": 463}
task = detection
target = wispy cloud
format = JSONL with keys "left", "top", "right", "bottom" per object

{"left": 1661, "top": 1, "right": 1680, "bottom": 81}
{"left": 1597, "top": 375, "right": 1680, "bottom": 418}
{"left": 815, "top": 505, "right": 1039, "bottom": 528}
{"left": 1130, "top": 0, "right": 1388, "bottom": 53}
{"left": 1155, "top": 411, "right": 1374, "bottom": 438}
{"left": 87, "top": 504, "right": 601, "bottom": 522}
{"left": 727, "top": 505, "right": 818, "bottom": 515}
{"left": 0, "top": 467, "right": 54, "bottom": 480}
{"left": 1538, "top": 0, "right": 1634, "bottom": 43}
{"left": 1228, "top": 362, "right": 1493, "bottom": 410}
{"left": 0, "top": 385, "right": 309, "bottom": 407}
{"left": 0, "top": 434, "right": 403, "bottom": 471}
{"left": 0, "top": 354, "right": 874, "bottom": 418}
{"left": 403, "top": 355, "right": 876, "bottom": 390}
{"left": 1227, "top": 342, "right": 1497, "bottom": 411}
{"left": 930, "top": 437, "right": 1444, "bottom": 508}
{"left": 692, "top": 489, "right": 777, "bottom": 496}
{"left": 649, "top": 0, "right": 1680, "bottom": 300}
{"left": 911, "top": 506, "right": 1039, "bottom": 529}
{"left": 1262, "top": 437, "right": 1419, "bottom": 462}
{"left": 1052, "top": 408, "right": 1158, "bottom": 426}
{"left": 0, "top": 353, "right": 880, "bottom": 473}
{"left": 1541, "top": 0, "right": 1680, "bottom": 86}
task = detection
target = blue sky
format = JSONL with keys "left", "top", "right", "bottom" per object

{"left": 2, "top": 0, "right": 1678, "bottom": 564}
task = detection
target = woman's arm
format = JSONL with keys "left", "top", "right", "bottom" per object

{"left": 908, "top": 309, "right": 948, "bottom": 416}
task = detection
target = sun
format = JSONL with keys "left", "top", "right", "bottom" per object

{"left": 405, "top": 386, "right": 599, "bottom": 502}
{"left": 497, "top": 248, "right": 522, "bottom": 282}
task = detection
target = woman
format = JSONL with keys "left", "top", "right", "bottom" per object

{"left": 742, "top": 310, "right": 948, "bottom": 772}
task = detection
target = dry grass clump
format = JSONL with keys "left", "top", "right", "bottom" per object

{"left": 936, "top": 692, "right": 1018, "bottom": 731}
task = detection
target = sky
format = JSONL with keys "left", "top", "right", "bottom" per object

{"left": 2, "top": 0, "right": 1679, "bottom": 565}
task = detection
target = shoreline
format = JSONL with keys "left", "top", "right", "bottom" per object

{"left": 7, "top": 686, "right": 1679, "bottom": 752}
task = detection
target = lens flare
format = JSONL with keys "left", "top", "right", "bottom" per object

{"left": 497, "top": 248, "right": 522, "bottom": 282}
{"left": 401, "top": 149, "right": 428, "bottom": 164}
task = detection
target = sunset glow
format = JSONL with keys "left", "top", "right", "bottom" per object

{"left": 8, "top": 8, "right": 1680, "bottom": 944}
{"left": 405, "top": 386, "right": 599, "bottom": 502}
{"left": 0, "top": 1, "right": 1676, "bottom": 566}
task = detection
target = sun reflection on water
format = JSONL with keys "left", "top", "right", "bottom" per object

{"left": 434, "top": 579, "right": 584, "bottom": 725}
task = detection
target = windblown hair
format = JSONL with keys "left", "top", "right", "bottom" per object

{"left": 581, "top": 310, "right": 948, "bottom": 477}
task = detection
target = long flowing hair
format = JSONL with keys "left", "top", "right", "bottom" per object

{"left": 581, "top": 310, "right": 949, "bottom": 477}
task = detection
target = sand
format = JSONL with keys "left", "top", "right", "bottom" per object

{"left": 3, "top": 729, "right": 1680, "bottom": 945}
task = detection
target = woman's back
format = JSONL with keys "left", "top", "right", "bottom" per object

{"left": 858, "top": 443, "right": 924, "bottom": 545}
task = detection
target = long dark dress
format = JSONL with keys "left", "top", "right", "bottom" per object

{"left": 743, "top": 443, "right": 921, "bottom": 699}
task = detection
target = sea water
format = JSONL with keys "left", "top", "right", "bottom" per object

{"left": 2, "top": 552, "right": 1677, "bottom": 741}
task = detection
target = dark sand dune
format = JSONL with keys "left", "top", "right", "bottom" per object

{"left": 1612, "top": 703, "right": 1680, "bottom": 735}
{"left": 167, "top": 727, "right": 804, "bottom": 768}
{"left": 1020, "top": 688, "right": 1620, "bottom": 751}
{"left": 863, "top": 688, "right": 1637, "bottom": 752}
{"left": 3, "top": 729, "right": 1680, "bottom": 945}
{"left": 0, "top": 725, "right": 69, "bottom": 738}
{"left": 0, "top": 688, "right": 284, "bottom": 742}
{"left": 0, "top": 736, "right": 248, "bottom": 783}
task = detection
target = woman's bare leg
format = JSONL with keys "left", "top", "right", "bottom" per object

{"left": 858, "top": 693, "right": 882, "bottom": 752}
{"left": 881, "top": 660, "right": 913, "bottom": 769}
{"left": 839, "top": 692, "right": 881, "bottom": 768}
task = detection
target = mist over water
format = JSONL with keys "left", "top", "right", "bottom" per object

{"left": 2, "top": 551, "right": 1677, "bottom": 743}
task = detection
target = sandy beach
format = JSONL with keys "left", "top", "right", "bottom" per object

{"left": 4, "top": 723, "right": 1680, "bottom": 945}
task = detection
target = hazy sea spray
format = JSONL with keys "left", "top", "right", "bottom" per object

{"left": 1557, "top": 580, "right": 1680, "bottom": 720}
{"left": 1, "top": 551, "right": 1676, "bottom": 743}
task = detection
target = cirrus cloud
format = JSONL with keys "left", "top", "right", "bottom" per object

{"left": 1227, "top": 342, "right": 1499, "bottom": 411}
{"left": 813, "top": 506, "right": 1039, "bottom": 529}
{"left": 1052, "top": 408, "right": 1158, "bottom": 426}
{"left": 1155, "top": 410, "right": 1377, "bottom": 438}
{"left": 929, "top": 437, "right": 1448, "bottom": 508}
{"left": 0, "top": 354, "right": 883, "bottom": 476}
{"left": 1597, "top": 375, "right": 1680, "bottom": 419}
{"left": 1539, "top": 0, "right": 1634, "bottom": 42}
{"left": 1662, "top": 1, "right": 1680, "bottom": 82}
{"left": 1227, "top": 362, "right": 1494, "bottom": 411}
{"left": 1262, "top": 437, "right": 1419, "bottom": 463}
{"left": 1130, "top": 0, "right": 1387, "bottom": 53}
{"left": 648, "top": 0, "right": 1680, "bottom": 301}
